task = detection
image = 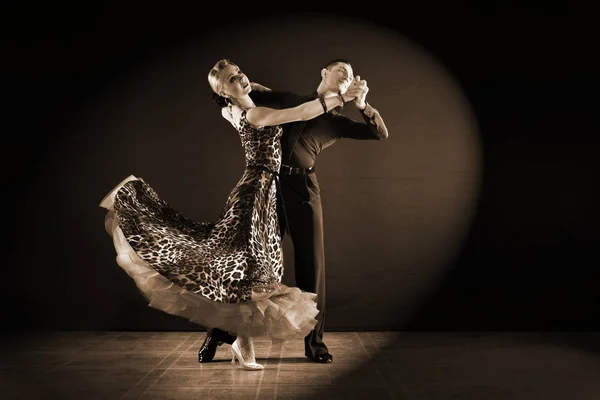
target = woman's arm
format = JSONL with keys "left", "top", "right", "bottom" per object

{"left": 246, "top": 92, "right": 351, "bottom": 127}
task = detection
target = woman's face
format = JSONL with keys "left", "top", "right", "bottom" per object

{"left": 218, "top": 64, "right": 251, "bottom": 99}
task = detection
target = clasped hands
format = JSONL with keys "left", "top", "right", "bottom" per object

{"left": 251, "top": 76, "right": 369, "bottom": 110}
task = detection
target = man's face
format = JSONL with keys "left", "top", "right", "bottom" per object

{"left": 322, "top": 62, "right": 354, "bottom": 94}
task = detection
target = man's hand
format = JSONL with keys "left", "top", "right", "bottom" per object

{"left": 346, "top": 76, "right": 368, "bottom": 110}
{"left": 250, "top": 82, "right": 272, "bottom": 92}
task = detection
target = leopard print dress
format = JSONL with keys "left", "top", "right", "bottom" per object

{"left": 100, "top": 107, "right": 318, "bottom": 339}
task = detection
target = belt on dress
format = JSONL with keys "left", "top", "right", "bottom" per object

{"left": 247, "top": 164, "right": 290, "bottom": 236}
{"left": 279, "top": 163, "right": 315, "bottom": 175}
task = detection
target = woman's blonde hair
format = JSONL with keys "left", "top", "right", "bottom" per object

{"left": 208, "top": 59, "right": 236, "bottom": 95}
{"left": 208, "top": 59, "right": 238, "bottom": 108}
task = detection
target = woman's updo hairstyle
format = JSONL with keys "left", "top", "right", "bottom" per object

{"left": 208, "top": 59, "right": 235, "bottom": 108}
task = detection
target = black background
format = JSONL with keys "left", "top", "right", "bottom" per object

{"left": 3, "top": 3, "right": 598, "bottom": 334}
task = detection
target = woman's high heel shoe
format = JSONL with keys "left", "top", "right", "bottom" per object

{"left": 231, "top": 340, "right": 264, "bottom": 371}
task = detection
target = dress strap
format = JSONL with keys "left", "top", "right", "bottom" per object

{"left": 238, "top": 108, "right": 247, "bottom": 124}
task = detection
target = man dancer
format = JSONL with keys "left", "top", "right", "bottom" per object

{"left": 199, "top": 59, "right": 388, "bottom": 363}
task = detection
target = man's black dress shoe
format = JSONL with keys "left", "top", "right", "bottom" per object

{"left": 198, "top": 329, "right": 237, "bottom": 363}
{"left": 309, "top": 352, "right": 333, "bottom": 364}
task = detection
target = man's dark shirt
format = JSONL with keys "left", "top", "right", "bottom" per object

{"left": 249, "top": 90, "right": 387, "bottom": 169}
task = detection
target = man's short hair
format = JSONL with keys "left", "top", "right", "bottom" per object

{"left": 323, "top": 59, "right": 352, "bottom": 70}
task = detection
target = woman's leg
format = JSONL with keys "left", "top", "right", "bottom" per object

{"left": 231, "top": 334, "right": 263, "bottom": 370}
{"left": 237, "top": 335, "right": 257, "bottom": 364}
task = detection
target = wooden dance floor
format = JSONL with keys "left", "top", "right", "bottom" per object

{"left": 2, "top": 331, "right": 600, "bottom": 399}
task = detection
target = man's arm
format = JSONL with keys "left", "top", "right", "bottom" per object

{"left": 358, "top": 102, "right": 388, "bottom": 139}
{"left": 249, "top": 89, "right": 284, "bottom": 108}
{"left": 249, "top": 87, "right": 307, "bottom": 109}
{"left": 329, "top": 102, "right": 388, "bottom": 140}
{"left": 331, "top": 75, "right": 388, "bottom": 140}
{"left": 250, "top": 82, "right": 272, "bottom": 92}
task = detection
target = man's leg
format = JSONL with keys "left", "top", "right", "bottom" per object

{"left": 198, "top": 328, "right": 237, "bottom": 363}
{"left": 283, "top": 186, "right": 331, "bottom": 362}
